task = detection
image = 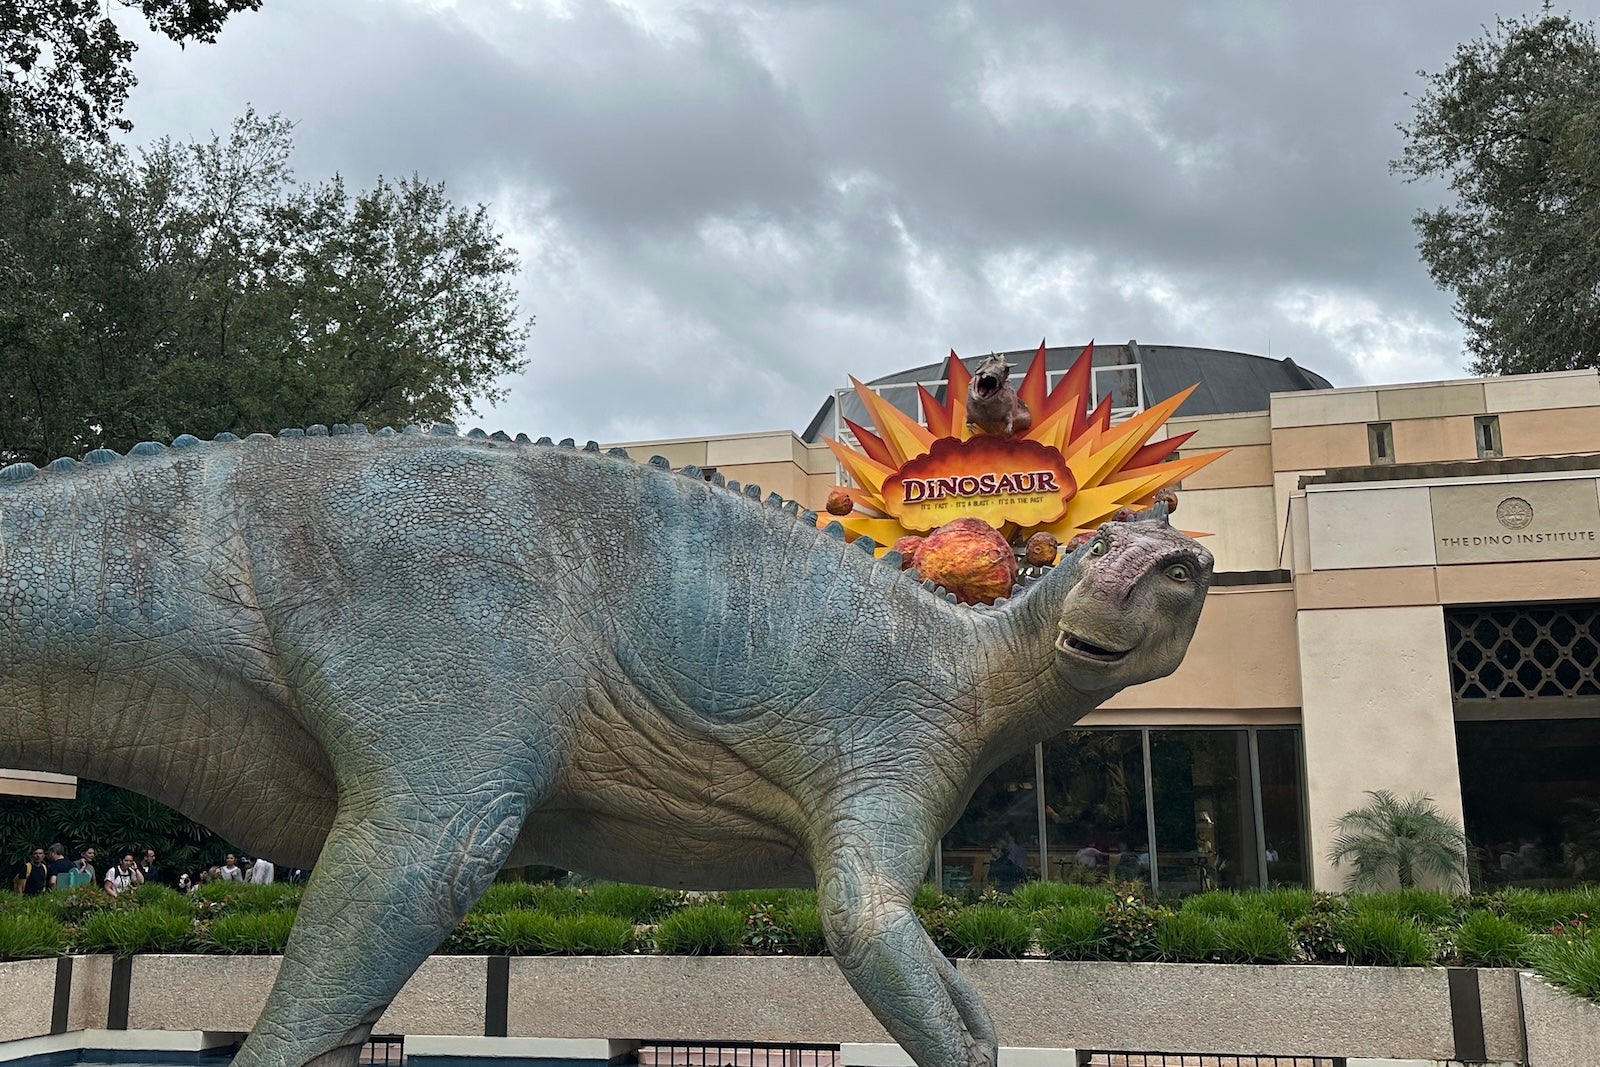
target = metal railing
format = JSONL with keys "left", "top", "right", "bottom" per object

{"left": 1084, "top": 1055, "right": 1341, "bottom": 1067}
{"left": 634, "top": 1042, "right": 839, "bottom": 1067}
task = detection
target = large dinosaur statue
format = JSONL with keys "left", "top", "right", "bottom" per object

{"left": 0, "top": 425, "right": 1213, "bottom": 1067}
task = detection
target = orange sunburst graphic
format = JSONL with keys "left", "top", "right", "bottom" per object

{"left": 821, "top": 340, "right": 1228, "bottom": 550}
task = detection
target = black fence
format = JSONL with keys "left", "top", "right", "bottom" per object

{"left": 634, "top": 1043, "right": 840, "bottom": 1067}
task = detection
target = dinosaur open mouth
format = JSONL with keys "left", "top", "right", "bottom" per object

{"left": 974, "top": 375, "right": 1000, "bottom": 398}
{"left": 1055, "top": 631, "right": 1132, "bottom": 663}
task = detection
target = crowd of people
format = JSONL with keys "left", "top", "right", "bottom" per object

{"left": 8, "top": 844, "right": 286, "bottom": 896}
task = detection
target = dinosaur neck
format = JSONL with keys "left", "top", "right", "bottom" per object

{"left": 968, "top": 558, "right": 1104, "bottom": 759}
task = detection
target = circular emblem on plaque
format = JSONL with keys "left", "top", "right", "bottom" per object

{"left": 1496, "top": 496, "right": 1534, "bottom": 530}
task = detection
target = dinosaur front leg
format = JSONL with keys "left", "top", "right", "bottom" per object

{"left": 815, "top": 818, "right": 997, "bottom": 1067}
{"left": 233, "top": 780, "right": 529, "bottom": 1067}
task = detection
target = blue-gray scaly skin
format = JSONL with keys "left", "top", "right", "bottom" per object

{"left": 0, "top": 426, "right": 1213, "bottom": 1067}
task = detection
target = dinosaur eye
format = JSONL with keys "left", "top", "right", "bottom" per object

{"left": 1165, "top": 563, "right": 1190, "bottom": 583}
{"left": 1090, "top": 538, "right": 1109, "bottom": 557}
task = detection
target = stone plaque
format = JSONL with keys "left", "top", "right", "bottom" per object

{"left": 1431, "top": 479, "right": 1600, "bottom": 564}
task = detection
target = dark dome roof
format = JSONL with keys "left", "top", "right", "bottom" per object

{"left": 801, "top": 340, "right": 1331, "bottom": 442}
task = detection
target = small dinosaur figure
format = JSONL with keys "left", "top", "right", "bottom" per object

{"left": 966, "top": 353, "right": 1032, "bottom": 436}
{"left": 0, "top": 427, "right": 1211, "bottom": 1067}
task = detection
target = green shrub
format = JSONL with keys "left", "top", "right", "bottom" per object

{"left": 1180, "top": 892, "right": 1243, "bottom": 921}
{"left": 1295, "top": 893, "right": 1352, "bottom": 961}
{"left": 1215, "top": 906, "right": 1296, "bottom": 963}
{"left": 55, "top": 886, "right": 116, "bottom": 926}
{"left": 1531, "top": 931, "right": 1600, "bottom": 1000}
{"left": 80, "top": 908, "right": 193, "bottom": 955}
{"left": 1156, "top": 910, "right": 1219, "bottom": 962}
{"left": 1010, "top": 881, "right": 1113, "bottom": 912}
{"left": 945, "top": 906, "right": 1032, "bottom": 959}
{"left": 913, "top": 884, "right": 947, "bottom": 911}
{"left": 653, "top": 905, "right": 745, "bottom": 955}
{"left": 0, "top": 910, "right": 66, "bottom": 959}
{"left": 1455, "top": 910, "right": 1531, "bottom": 967}
{"left": 582, "top": 883, "right": 674, "bottom": 922}
{"left": 1037, "top": 904, "right": 1108, "bottom": 960}
{"left": 1338, "top": 911, "right": 1435, "bottom": 966}
{"left": 544, "top": 914, "right": 634, "bottom": 954}
{"left": 1099, "top": 894, "right": 1166, "bottom": 962}
{"left": 204, "top": 910, "right": 296, "bottom": 953}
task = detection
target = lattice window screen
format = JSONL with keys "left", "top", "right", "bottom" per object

{"left": 1445, "top": 604, "right": 1600, "bottom": 700}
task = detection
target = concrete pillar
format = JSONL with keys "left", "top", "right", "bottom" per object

{"left": 1297, "top": 604, "right": 1464, "bottom": 890}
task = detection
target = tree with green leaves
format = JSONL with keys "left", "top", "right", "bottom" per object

{"left": 1395, "top": 10, "right": 1600, "bottom": 375}
{"left": 2, "top": 0, "right": 262, "bottom": 142}
{"left": 0, "top": 109, "right": 531, "bottom": 465}
{"left": 1328, "top": 789, "right": 1470, "bottom": 891}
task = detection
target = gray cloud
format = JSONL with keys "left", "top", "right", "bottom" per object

{"left": 116, "top": 0, "right": 1513, "bottom": 441}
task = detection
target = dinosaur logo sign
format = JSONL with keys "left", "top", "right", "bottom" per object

{"left": 821, "top": 340, "right": 1226, "bottom": 551}
{"left": 883, "top": 436, "right": 1074, "bottom": 531}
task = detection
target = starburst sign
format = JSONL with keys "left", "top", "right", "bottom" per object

{"left": 821, "top": 342, "right": 1228, "bottom": 550}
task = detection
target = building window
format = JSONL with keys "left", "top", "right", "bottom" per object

{"left": 1475, "top": 414, "right": 1502, "bottom": 458}
{"left": 1367, "top": 422, "right": 1395, "bottom": 465}
{"left": 939, "top": 727, "right": 1307, "bottom": 897}
{"left": 1458, "top": 717, "right": 1600, "bottom": 887}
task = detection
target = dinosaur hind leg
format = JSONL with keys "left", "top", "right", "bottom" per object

{"left": 231, "top": 779, "right": 532, "bottom": 1067}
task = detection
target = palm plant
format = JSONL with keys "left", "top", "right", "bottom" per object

{"left": 1327, "top": 790, "right": 1468, "bottom": 891}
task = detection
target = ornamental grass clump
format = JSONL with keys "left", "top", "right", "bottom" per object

{"left": 652, "top": 905, "right": 745, "bottom": 955}
{"left": 1011, "top": 880, "right": 1113, "bottom": 913}
{"left": 80, "top": 908, "right": 193, "bottom": 955}
{"left": 204, "top": 910, "right": 296, "bottom": 954}
{"left": 0, "top": 910, "right": 67, "bottom": 959}
{"left": 1531, "top": 930, "right": 1600, "bottom": 1000}
{"left": 784, "top": 903, "right": 827, "bottom": 955}
{"left": 1247, "top": 887, "right": 1315, "bottom": 924}
{"left": 1454, "top": 910, "right": 1531, "bottom": 967}
{"left": 1037, "top": 904, "right": 1108, "bottom": 960}
{"left": 543, "top": 914, "right": 634, "bottom": 954}
{"left": 1156, "top": 909, "right": 1220, "bottom": 962}
{"left": 946, "top": 906, "right": 1032, "bottom": 959}
{"left": 473, "top": 882, "right": 547, "bottom": 914}
{"left": 582, "top": 882, "right": 674, "bottom": 923}
{"left": 1180, "top": 892, "right": 1242, "bottom": 921}
{"left": 1214, "top": 904, "right": 1296, "bottom": 964}
{"left": 466, "top": 910, "right": 560, "bottom": 953}
{"left": 1495, "top": 886, "right": 1586, "bottom": 930}
{"left": 1337, "top": 910, "right": 1435, "bottom": 966}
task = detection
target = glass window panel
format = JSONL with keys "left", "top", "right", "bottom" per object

{"left": 1151, "top": 730, "right": 1260, "bottom": 896}
{"left": 1458, "top": 718, "right": 1600, "bottom": 888}
{"left": 940, "top": 750, "right": 1039, "bottom": 894}
{"left": 1257, "top": 729, "right": 1308, "bottom": 887}
{"left": 1042, "top": 730, "right": 1149, "bottom": 887}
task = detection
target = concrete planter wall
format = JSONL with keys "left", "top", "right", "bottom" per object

{"left": 1519, "top": 971, "right": 1600, "bottom": 1067}
{"left": 0, "top": 954, "right": 1541, "bottom": 1063}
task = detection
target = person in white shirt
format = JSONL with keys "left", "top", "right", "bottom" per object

{"left": 247, "top": 857, "right": 275, "bottom": 885}
{"left": 219, "top": 853, "right": 245, "bottom": 882}
{"left": 103, "top": 853, "right": 144, "bottom": 897}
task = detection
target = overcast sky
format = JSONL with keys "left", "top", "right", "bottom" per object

{"left": 114, "top": 0, "right": 1527, "bottom": 442}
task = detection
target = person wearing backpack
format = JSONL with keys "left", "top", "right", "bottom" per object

{"left": 10, "top": 847, "right": 49, "bottom": 894}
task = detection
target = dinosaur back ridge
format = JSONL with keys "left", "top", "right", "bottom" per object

{"left": 0, "top": 422, "right": 1060, "bottom": 610}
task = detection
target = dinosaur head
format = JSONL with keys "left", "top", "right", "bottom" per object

{"left": 1050, "top": 506, "right": 1213, "bottom": 695}
{"left": 969, "top": 354, "right": 1013, "bottom": 401}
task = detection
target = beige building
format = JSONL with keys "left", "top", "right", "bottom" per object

{"left": 629, "top": 351, "right": 1600, "bottom": 895}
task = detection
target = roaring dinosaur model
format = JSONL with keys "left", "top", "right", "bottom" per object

{"left": 966, "top": 353, "right": 1032, "bottom": 437}
{"left": 0, "top": 425, "right": 1213, "bottom": 1067}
